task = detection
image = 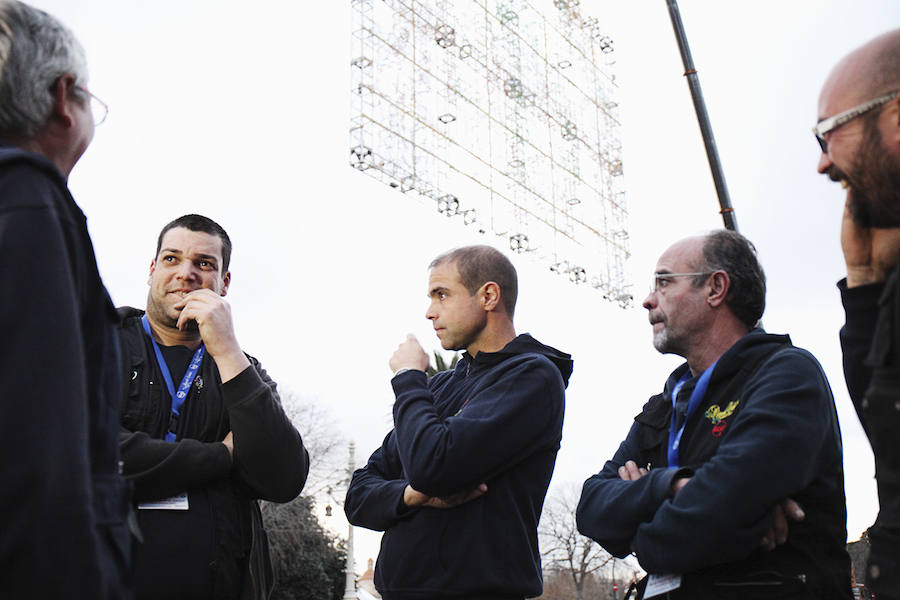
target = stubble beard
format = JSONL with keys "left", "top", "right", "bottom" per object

{"left": 652, "top": 330, "right": 672, "bottom": 355}
{"left": 652, "top": 325, "right": 687, "bottom": 358}
{"left": 439, "top": 330, "right": 472, "bottom": 352}
{"left": 838, "top": 118, "right": 900, "bottom": 228}
{"left": 146, "top": 292, "right": 198, "bottom": 332}
{"left": 439, "top": 318, "right": 486, "bottom": 353}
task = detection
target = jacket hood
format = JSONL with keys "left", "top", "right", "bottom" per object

{"left": 463, "top": 333, "right": 573, "bottom": 387}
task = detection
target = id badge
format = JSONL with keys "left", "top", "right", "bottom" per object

{"left": 137, "top": 492, "right": 189, "bottom": 510}
{"left": 644, "top": 573, "right": 682, "bottom": 598}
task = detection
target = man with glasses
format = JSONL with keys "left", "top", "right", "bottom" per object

{"left": 577, "top": 231, "right": 851, "bottom": 599}
{"left": 0, "top": 1, "right": 130, "bottom": 598}
{"left": 816, "top": 28, "right": 900, "bottom": 599}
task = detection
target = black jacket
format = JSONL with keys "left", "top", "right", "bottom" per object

{"left": 117, "top": 307, "right": 309, "bottom": 600}
{"left": 0, "top": 145, "right": 131, "bottom": 598}
{"left": 577, "top": 331, "right": 851, "bottom": 599}
{"left": 345, "top": 334, "right": 572, "bottom": 599}
{"left": 840, "top": 274, "right": 900, "bottom": 598}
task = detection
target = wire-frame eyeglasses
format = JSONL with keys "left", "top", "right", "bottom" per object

{"left": 76, "top": 85, "right": 109, "bottom": 126}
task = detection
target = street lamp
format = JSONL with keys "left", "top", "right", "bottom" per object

{"left": 343, "top": 442, "right": 357, "bottom": 600}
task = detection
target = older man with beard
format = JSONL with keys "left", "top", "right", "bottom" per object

{"left": 816, "top": 28, "right": 900, "bottom": 599}
{"left": 576, "top": 231, "right": 851, "bottom": 599}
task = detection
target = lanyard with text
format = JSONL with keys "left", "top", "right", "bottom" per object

{"left": 667, "top": 360, "right": 717, "bottom": 468}
{"left": 141, "top": 315, "right": 205, "bottom": 442}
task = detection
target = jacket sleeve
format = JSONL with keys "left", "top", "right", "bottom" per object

{"left": 120, "top": 354, "right": 308, "bottom": 504}
{"left": 119, "top": 429, "right": 233, "bottom": 502}
{"left": 838, "top": 277, "right": 881, "bottom": 431}
{"left": 576, "top": 422, "right": 689, "bottom": 558}
{"left": 391, "top": 355, "right": 565, "bottom": 497}
{"left": 0, "top": 172, "right": 104, "bottom": 594}
{"left": 224, "top": 358, "right": 309, "bottom": 502}
{"left": 344, "top": 432, "right": 411, "bottom": 532}
{"left": 630, "top": 349, "right": 840, "bottom": 574}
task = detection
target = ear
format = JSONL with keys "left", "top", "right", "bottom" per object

{"left": 886, "top": 95, "right": 900, "bottom": 150}
{"left": 49, "top": 74, "right": 78, "bottom": 129}
{"left": 479, "top": 281, "right": 501, "bottom": 312}
{"left": 147, "top": 259, "right": 156, "bottom": 286}
{"left": 220, "top": 271, "right": 231, "bottom": 297}
{"left": 707, "top": 271, "right": 730, "bottom": 308}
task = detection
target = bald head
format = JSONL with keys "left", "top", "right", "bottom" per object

{"left": 821, "top": 28, "right": 900, "bottom": 110}
{"left": 816, "top": 28, "right": 900, "bottom": 228}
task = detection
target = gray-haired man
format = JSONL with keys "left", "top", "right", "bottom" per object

{"left": 0, "top": 2, "right": 130, "bottom": 597}
{"left": 577, "top": 232, "right": 851, "bottom": 599}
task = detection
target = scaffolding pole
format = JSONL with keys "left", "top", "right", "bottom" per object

{"left": 665, "top": 0, "right": 738, "bottom": 231}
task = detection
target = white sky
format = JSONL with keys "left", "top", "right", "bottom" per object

{"left": 30, "top": 0, "right": 900, "bottom": 574}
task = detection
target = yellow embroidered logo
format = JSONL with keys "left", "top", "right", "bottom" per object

{"left": 705, "top": 400, "right": 739, "bottom": 437}
{"left": 705, "top": 400, "right": 739, "bottom": 425}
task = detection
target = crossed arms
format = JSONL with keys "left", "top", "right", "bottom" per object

{"left": 346, "top": 355, "right": 564, "bottom": 530}
{"left": 120, "top": 352, "right": 309, "bottom": 504}
{"left": 576, "top": 349, "right": 839, "bottom": 574}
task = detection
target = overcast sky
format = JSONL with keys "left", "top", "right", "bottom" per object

{"left": 30, "top": 0, "right": 900, "bottom": 573}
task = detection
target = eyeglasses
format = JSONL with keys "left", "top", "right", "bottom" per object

{"left": 813, "top": 90, "right": 898, "bottom": 153}
{"left": 651, "top": 271, "right": 714, "bottom": 293}
{"left": 75, "top": 85, "right": 109, "bottom": 126}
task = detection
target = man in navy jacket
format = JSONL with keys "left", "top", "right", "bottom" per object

{"left": 576, "top": 231, "right": 851, "bottom": 599}
{"left": 0, "top": 2, "right": 131, "bottom": 597}
{"left": 345, "top": 245, "right": 572, "bottom": 600}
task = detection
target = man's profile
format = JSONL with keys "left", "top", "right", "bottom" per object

{"left": 346, "top": 245, "right": 572, "bottom": 600}
{"left": 577, "top": 231, "right": 851, "bottom": 599}
{"left": 0, "top": 2, "right": 131, "bottom": 596}
{"left": 816, "top": 26, "right": 900, "bottom": 599}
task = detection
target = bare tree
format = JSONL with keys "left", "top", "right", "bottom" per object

{"left": 263, "top": 390, "right": 350, "bottom": 599}
{"left": 280, "top": 389, "right": 348, "bottom": 501}
{"left": 539, "top": 483, "right": 634, "bottom": 600}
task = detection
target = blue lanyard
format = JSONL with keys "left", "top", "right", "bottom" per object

{"left": 667, "top": 360, "right": 717, "bottom": 468}
{"left": 141, "top": 315, "right": 205, "bottom": 442}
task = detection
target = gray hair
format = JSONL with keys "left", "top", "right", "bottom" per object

{"left": 0, "top": 0, "right": 88, "bottom": 139}
{"left": 693, "top": 230, "right": 766, "bottom": 329}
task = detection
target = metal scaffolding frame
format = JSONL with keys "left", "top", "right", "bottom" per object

{"left": 350, "top": 0, "right": 631, "bottom": 306}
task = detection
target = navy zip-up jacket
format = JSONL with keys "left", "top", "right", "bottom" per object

{"left": 345, "top": 333, "right": 572, "bottom": 599}
{"left": 576, "top": 331, "right": 851, "bottom": 598}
